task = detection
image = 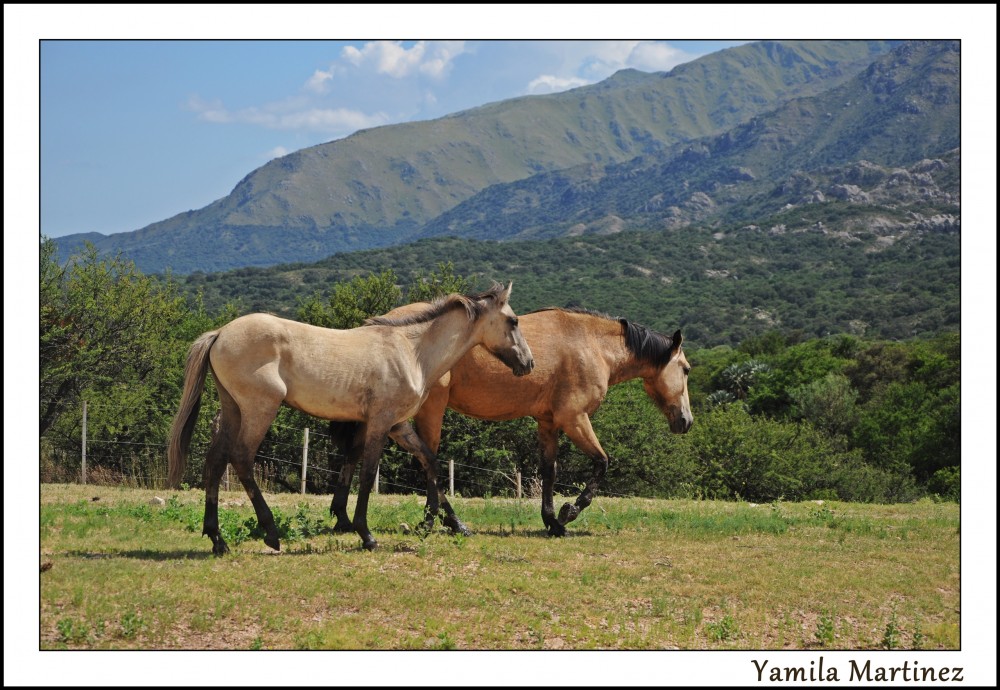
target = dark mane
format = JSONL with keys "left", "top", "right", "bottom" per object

{"left": 366, "top": 283, "right": 507, "bottom": 327}
{"left": 530, "top": 306, "right": 677, "bottom": 367}
{"left": 620, "top": 320, "right": 677, "bottom": 368}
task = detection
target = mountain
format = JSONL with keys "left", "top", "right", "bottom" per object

{"left": 53, "top": 40, "right": 903, "bottom": 274}
{"left": 416, "top": 40, "right": 960, "bottom": 241}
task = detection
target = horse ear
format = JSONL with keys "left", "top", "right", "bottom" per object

{"left": 502, "top": 281, "right": 513, "bottom": 303}
{"left": 672, "top": 329, "right": 683, "bottom": 350}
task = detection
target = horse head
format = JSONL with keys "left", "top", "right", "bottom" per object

{"left": 472, "top": 282, "right": 535, "bottom": 377}
{"left": 640, "top": 329, "right": 693, "bottom": 434}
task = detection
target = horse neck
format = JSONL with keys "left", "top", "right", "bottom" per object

{"left": 600, "top": 321, "right": 659, "bottom": 386}
{"left": 409, "top": 306, "right": 480, "bottom": 383}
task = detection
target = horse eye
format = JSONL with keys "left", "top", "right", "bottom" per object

{"left": 509, "top": 317, "right": 519, "bottom": 327}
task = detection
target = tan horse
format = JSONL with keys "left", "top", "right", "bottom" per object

{"left": 168, "top": 283, "right": 534, "bottom": 553}
{"left": 330, "top": 306, "right": 692, "bottom": 537}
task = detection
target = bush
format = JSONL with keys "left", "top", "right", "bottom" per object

{"left": 826, "top": 457, "right": 922, "bottom": 504}
{"left": 673, "top": 404, "right": 890, "bottom": 502}
{"left": 927, "top": 466, "right": 960, "bottom": 503}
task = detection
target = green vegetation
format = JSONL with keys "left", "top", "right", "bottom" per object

{"left": 174, "top": 221, "right": 960, "bottom": 349}
{"left": 38, "top": 484, "right": 960, "bottom": 650}
{"left": 39, "top": 238, "right": 960, "bottom": 505}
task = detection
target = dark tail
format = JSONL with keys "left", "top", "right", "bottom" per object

{"left": 167, "top": 331, "right": 219, "bottom": 488}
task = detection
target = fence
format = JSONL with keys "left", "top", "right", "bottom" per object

{"left": 40, "top": 399, "right": 632, "bottom": 500}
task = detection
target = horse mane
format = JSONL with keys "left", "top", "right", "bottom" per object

{"left": 366, "top": 283, "right": 507, "bottom": 327}
{"left": 530, "top": 306, "right": 677, "bottom": 367}
{"left": 620, "top": 320, "right": 677, "bottom": 368}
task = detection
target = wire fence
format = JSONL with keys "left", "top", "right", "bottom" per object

{"left": 39, "top": 398, "right": 636, "bottom": 500}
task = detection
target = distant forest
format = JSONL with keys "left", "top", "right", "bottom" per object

{"left": 175, "top": 222, "right": 960, "bottom": 350}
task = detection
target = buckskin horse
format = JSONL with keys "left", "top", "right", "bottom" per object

{"left": 167, "top": 283, "right": 534, "bottom": 553}
{"left": 329, "top": 306, "right": 692, "bottom": 537}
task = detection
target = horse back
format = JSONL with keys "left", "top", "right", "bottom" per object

{"left": 210, "top": 313, "right": 419, "bottom": 420}
{"left": 446, "top": 310, "right": 616, "bottom": 420}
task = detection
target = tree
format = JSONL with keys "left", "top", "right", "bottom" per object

{"left": 789, "top": 373, "right": 860, "bottom": 439}
{"left": 39, "top": 238, "right": 185, "bottom": 436}
{"left": 296, "top": 269, "right": 402, "bottom": 328}
{"left": 407, "top": 262, "right": 475, "bottom": 303}
{"left": 717, "top": 360, "right": 771, "bottom": 401}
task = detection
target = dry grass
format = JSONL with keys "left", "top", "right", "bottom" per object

{"left": 39, "top": 484, "right": 959, "bottom": 651}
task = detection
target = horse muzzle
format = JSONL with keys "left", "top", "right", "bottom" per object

{"left": 670, "top": 413, "right": 693, "bottom": 434}
{"left": 513, "top": 357, "right": 535, "bottom": 377}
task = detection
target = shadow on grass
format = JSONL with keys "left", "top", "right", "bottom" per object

{"left": 466, "top": 527, "right": 595, "bottom": 538}
{"left": 66, "top": 549, "right": 215, "bottom": 561}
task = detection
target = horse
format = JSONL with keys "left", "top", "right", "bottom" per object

{"left": 167, "top": 283, "right": 534, "bottom": 553}
{"left": 328, "top": 306, "right": 692, "bottom": 537}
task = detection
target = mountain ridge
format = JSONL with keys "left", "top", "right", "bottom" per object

{"left": 52, "top": 40, "right": 907, "bottom": 274}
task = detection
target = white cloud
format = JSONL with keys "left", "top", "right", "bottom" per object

{"left": 305, "top": 69, "right": 333, "bottom": 94}
{"left": 419, "top": 41, "right": 467, "bottom": 78}
{"left": 342, "top": 41, "right": 424, "bottom": 78}
{"left": 627, "top": 42, "right": 689, "bottom": 72}
{"left": 526, "top": 41, "right": 697, "bottom": 96}
{"left": 577, "top": 41, "right": 691, "bottom": 78}
{"left": 187, "top": 95, "right": 389, "bottom": 135}
{"left": 340, "top": 40, "right": 467, "bottom": 79}
{"left": 527, "top": 74, "right": 590, "bottom": 95}
{"left": 184, "top": 95, "right": 232, "bottom": 123}
{"left": 587, "top": 41, "right": 643, "bottom": 69}
{"left": 267, "top": 146, "right": 289, "bottom": 160}
{"left": 270, "top": 108, "right": 389, "bottom": 132}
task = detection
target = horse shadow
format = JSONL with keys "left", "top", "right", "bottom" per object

{"left": 66, "top": 549, "right": 215, "bottom": 561}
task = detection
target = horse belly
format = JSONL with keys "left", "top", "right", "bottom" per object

{"left": 283, "top": 361, "right": 423, "bottom": 424}
{"left": 282, "top": 369, "right": 369, "bottom": 422}
{"left": 448, "top": 374, "right": 544, "bottom": 421}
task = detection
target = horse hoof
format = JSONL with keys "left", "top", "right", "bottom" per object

{"left": 558, "top": 502, "right": 580, "bottom": 525}
{"left": 444, "top": 516, "right": 471, "bottom": 537}
{"left": 362, "top": 539, "right": 378, "bottom": 551}
{"left": 547, "top": 522, "right": 566, "bottom": 538}
{"left": 264, "top": 534, "right": 280, "bottom": 551}
{"left": 212, "top": 541, "right": 230, "bottom": 556}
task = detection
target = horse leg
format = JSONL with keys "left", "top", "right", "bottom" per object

{"left": 389, "top": 422, "right": 470, "bottom": 537}
{"left": 202, "top": 409, "right": 233, "bottom": 556}
{"left": 231, "top": 406, "right": 283, "bottom": 551}
{"left": 556, "top": 413, "right": 609, "bottom": 527}
{"left": 408, "top": 387, "right": 470, "bottom": 534}
{"left": 536, "top": 418, "right": 565, "bottom": 537}
{"left": 351, "top": 425, "right": 389, "bottom": 551}
{"left": 328, "top": 420, "right": 359, "bottom": 531}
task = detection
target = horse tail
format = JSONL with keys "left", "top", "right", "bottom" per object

{"left": 167, "top": 331, "right": 220, "bottom": 488}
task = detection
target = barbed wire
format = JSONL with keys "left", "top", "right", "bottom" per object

{"left": 85, "top": 439, "right": 167, "bottom": 449}
{"left": 43, "top": 394, "right": 657, "bottom": 501}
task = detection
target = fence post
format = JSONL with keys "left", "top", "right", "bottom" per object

{"left": 375, "top": 465, "right": 380, "bottom": 495}
{"left": 516, "top": 468, "right": 521, "bottom": 499}
{"left": 301, "top": 427, "right": 310, "bottom": 494}
{"left": 81, "top": 400, "right": 88, "bottom": 485}
{"left": 449, "top": 458, "right": 454, "bottom": 498}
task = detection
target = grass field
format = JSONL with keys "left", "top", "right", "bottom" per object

{"left": 38, "top": 483, "right": 960, "bottom": 651}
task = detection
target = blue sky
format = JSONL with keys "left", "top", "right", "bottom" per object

{"left": 38, "top": 38, "right": 746, "bottom": 239}
{"left": 7, "top": 4, "right": 998, "bottom": 687}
